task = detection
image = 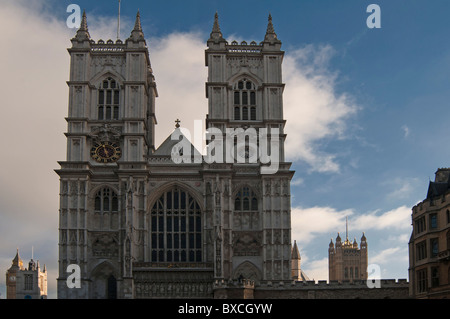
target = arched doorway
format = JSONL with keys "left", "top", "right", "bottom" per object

{"left": 90, "top": 262, "right": 118, "bottom": 299}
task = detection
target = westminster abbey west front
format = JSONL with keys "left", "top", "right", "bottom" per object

{"left": 56, "top": 11, "right": 296, "bottom": 299}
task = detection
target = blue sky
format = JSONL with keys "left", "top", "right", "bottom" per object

{"left": 1, "top": 0, "right": 450, "bottom": 298}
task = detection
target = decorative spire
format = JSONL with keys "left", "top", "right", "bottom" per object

{"left": 129, "top": 10, "right": 145, "bottom": 42}
{"left": 291, "top": 240, "right": 301, "bottom": 260}
{"left": 361, "top": 232, "right": 367, "bottom": 241}
{"left": 208, "top": 12, "right": 225, "bottom": 44}
{"left": 175, "top": 119, "right": 181, "bottom": 128}
{"left": 346, "top": 216, "right": 348, "bottom": 241}
{"left": 80, "top": 10, "right": 88, "bottom": 31}
{"left": 266, "top": 13, "right": 275, "bottom": 34}
{"left": 264, "top": 13, "right": 281, "bottom": 44}
{"left": 212, "top": 12, "right": 221, "bottom": 33}
{"left": 12, "top": 248, "right": 23, "bottom": 267}
{"left": 134, "top": 10, "right": 143, "bottom": 32}
{"left": 75, "top": 10, "right": 91, "bottom": 41}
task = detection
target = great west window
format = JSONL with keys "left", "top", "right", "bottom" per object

{"left": 150, "top": 188, "right": 202, "bottom": 263}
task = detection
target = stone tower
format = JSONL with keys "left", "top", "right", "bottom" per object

{"left": 328, "top": 220, "right": 368, "bottom": 282}
{"left": 56, "top": 11, "right": 294, "bottom": 299}
{"left": 55, "top": 11, "right": 157, "bottom": 299}
{"left": 205, "top": 13, "right": 294, "bottom": 289}
{"left": 5, "top": 249, "right": 24, "bottom": 299}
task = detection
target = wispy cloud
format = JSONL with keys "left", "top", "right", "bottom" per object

{"left": 283, "top": 44, "right": 360, "bottom": 173}
{"left": 401, "top": 125, "right": 410, "bottom": 138}
{"left": 291, "top": 204, "right": 411, "bottom": 242}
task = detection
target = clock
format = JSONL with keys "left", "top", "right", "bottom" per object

{"left": 91, "top": 141, "right": 122, "bottom": 163}
{"left": 9, "top": 275, "right": 16, "bottom": 281}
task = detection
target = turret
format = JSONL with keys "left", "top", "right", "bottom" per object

{"left": 329, "top": 239, "right": 335, "bottom": 253}
{"left": 262, "top": 14, "right": 282, "bottom": 51}
{"left": 71, "top": 10, "right": 91, "bottom": 46}
{"left": 127, "top": 11, "right": 145, "bottom": 44}
{"left": 291, "top": 241, "right": 302, "bottom": 280}
{"left": 207, "top": 12, "right": 226, "bottom": 48}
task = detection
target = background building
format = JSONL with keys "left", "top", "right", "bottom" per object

{"left": 409, "top": 168, "right": 450, "bottom": 299}
{"left": 328, "top": 219, "right": 368, "bottom": 283}
{"left": 5, "top": 249, "right": 47, "bottom": 299}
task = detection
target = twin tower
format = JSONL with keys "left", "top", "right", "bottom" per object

{"left": 56, "top": 11, "right": 295, "bottom": 299}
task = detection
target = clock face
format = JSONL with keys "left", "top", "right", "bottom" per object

{"left": 91, "top": 141, "right": 121, "bottom": 163}
{"left": 9, "top": 275, "right": 16, "bottom": 281}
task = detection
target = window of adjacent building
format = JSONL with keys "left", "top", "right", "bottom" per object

{"left": 417, "top": 269, "right": 427, "bottom": 293}
{"left": 429, "top": 213, "right": 438, "bottom": 230}
{"left": 430, "top": 238, "right": 439, "bottom": 258}
{"left": 416, "top": 240, "right": 427, "bottom": 261}
{"left": 24, "top": 274, "right": 33, "bottom": 291}
{"left": 446, "top": 210, "right": 450, "bottom": 224}
{"left": 98, "top": 77, "right": 120, "bottom": 120}
{"left": 431, "top": 267, "right": 439, "bottom": 287}
{"left": 415, "top": 216, "right": 426, "bottom": 235}
{"left": 233, "top": 79, "right": 257, "bottom": 121}
{"left": 150, "top": 188, "right": 202, "bottom": 263}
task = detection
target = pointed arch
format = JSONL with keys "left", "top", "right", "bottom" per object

{"left": 233, "top": 184, "right": 260, "bottom": 211}
{"left": 227, "top": 71, "right": 262, "bottom": 88}
{"left": 90, "top": 261, "right": 119, "bottom": 299}
{"left": 90, "top": 70, "right": 126, "bottom": 87}
{"left": 147, "top": 182, "right": 204, "bottom": 212}
{"left": 233, "top": 261, "right": 262, "bottom": 283}
{"left": 88, "top": 185, "right": 120, "bottom": 231}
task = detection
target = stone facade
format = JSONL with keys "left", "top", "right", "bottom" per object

{"left": 328, "top": 227, "right": 368, "bottom": 282}
{"left": 409, "top": 168, "right": 450, "bottom": 299}
{"left": 56, "top": 11, "right": 295, "bottom": 299}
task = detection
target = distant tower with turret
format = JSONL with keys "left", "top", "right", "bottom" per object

{"left": 5, "top": 249, "right": 47, "bottom": 299}
{"left": 328, "top": 218, "right": 368, "bottom": 282}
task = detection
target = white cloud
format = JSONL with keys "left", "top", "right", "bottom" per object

{"left": 301, "top": 257, "right": 328, "bottom": 282}
{"left": 370, "top": 246, "right": 408, "bottom": 265}
{"left": 291, "top": 206, "right": 353, "bottom": 244}
{"left": 283, "top": 44, "right": 360, "bottom": 173}
{"left": 401, "top": 125, "right": 410, "bottom": 138}
{"left": 351, "top": 206, "right": 412, "bottom": 231}
{"left": 382, "top": 177, "right": 420, "bottom": 201}
{"left": 148, "top": 32, "right": 208, "bottom": 148}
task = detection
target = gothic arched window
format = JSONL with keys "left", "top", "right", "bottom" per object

{"left": 98, "top": 77, "right": 120, "bottom": 120}
{"left": 94, "top": 188, "right": 119, "bottom": 212}
{"left": 150, "top": 188, "right": 202, "bottom": 263}
{"left": 233, "top": 79, "right": 257, "bottom": 121}
{"left": 234, "top": 186, "right": 258, "bottom": 211}
{"left": 92, "top": 187, "right": 119, "bottom": 230}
